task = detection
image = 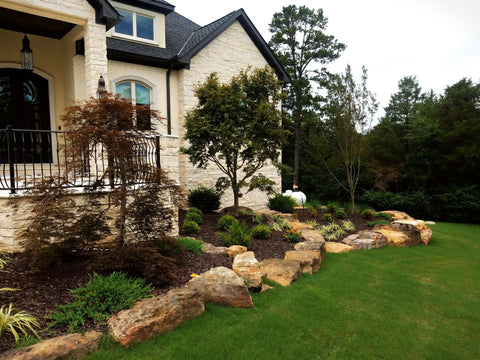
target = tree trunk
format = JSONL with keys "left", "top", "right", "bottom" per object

{"left": 232, "top": 187, "right": 240, "bottom": 216}
{"left": 293, "top": 120, "right": 301, "bottom": 186}
{"left": 117, "top": 165, "right": 128, "bottom": 247}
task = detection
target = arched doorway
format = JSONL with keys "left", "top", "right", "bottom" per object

{"left": 0, "top": 68, "right": 52, "bottom": 163}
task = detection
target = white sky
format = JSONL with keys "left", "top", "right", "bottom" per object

{"left": 174, "top": 0, "right": 480, "bottom": 119}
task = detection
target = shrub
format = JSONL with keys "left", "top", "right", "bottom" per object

{"left": 89, "top": 245, "right": 177, "bottom": 287}
{"left": 367, "top": 220, "right": 391, "bottom": 228}
{"left": 376, "top": 212, "right": 393, "bottom": 221}
{"left": 322, "top": 213, "right": 333, "bottom": 222}
{"left": 218, "top": 215, "right": 238, "bottom": 230}
{"left": 187, "top": 186, "right": 220, "bottom": 213}
{"left": 341, "top": 220, "right": 355, "bottom": 232}
{"left": 268, "top": 194, "right": 297, "bottom": 213}
{"left": 185, "top": 208, "right": 203, "bottom": 224}
{"left": 219, "top": 221, "right": 252, "bottom": 248}
{"left": 0, "top": 303, "right": 40, "bottom": 343}
{"left": 182, "top": 220, "right": 200, "bottom": 234}
{"left": 270, "top": 215, "right": 291, "bottom": 231}
{"left": 319, "top": 223, "right": 346, "bottom": 241}
{"left": 307, "top": 206, "right": 318, "bottom": 218}
{"left": 326, "top": 203, "right": 338, "bottom": 213}
{"left": 361, "top": 209, "right": 376, "bottom": 219}
{"left": 335, "top": 209, "right": 347, "bottom": 219}
{"left": 251, "top": 225, "right": 271, "bottom": 239}
{"left": 177, "top": 237, "right": 205, "bottom": 254}
{"left": 283, "top": 229, "right": 302, "bottom": 243}
{"left": 252, "top": 213, "right": 267, "bottom": 225}
{"left": 49, "top": 272, "right": 152, "bottom": 332}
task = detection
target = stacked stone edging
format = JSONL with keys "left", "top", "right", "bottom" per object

{"left": 7, "top": 210, "right": 432, "bottom": 358}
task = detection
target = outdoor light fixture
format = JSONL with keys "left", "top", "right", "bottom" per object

{"left": 97, "top": 75, "right": 107, "bottom": 97}
{"left": 21, "top": 34, "right": 33, "bottom": 71}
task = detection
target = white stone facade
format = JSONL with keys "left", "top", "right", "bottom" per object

{"left": 0, "top": 1, "right": 285, "bottom": 249}
{"left": 178, "top": 21, "right": 282, "bottom": 210}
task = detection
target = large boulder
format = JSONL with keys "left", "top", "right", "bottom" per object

{"left": 284, "top": 250, "right": 322, "bottom": 274}
{"left": 227, "top": 245, "right": 248, "bottom": 258}
{"left": 288, "top": 221, "right": 314, "bottom": 231}
{"left": 380, "top": 210, "right": 414, "bottom": 221}
{"left": 6, "top": 331, "right": 103, "bottom": 360}
{"left": 342, "top": 230, "right": 387, "bottom": 250}
{"left": 296, "top": 229, "right": 326, "bottom": 260}
{"left": 259, "top": 258, "right": 302, "bottom": 286}
{"left": 202, "top": 241, "right": 227, "bottom": 255}
{"left": 232, "top": 251, "right": 266, "bottom": 291}
{"left": 325, "top": 242, "right": 354, "bottom": 253}
{"left": 187, "top": 266, "right": 253, "bottom": 308}
{"left": 391, "top": 220, "right": 432, "bottom": 245}
{"left": 373, "top": 226, "right": 416, "bottom": 247}
{"left": 108, "top": 287, "right": 204, "bottom": 347}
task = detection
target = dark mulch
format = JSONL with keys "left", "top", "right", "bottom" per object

{"left": 0, "top": 208, "right": 373, "bottom": 354}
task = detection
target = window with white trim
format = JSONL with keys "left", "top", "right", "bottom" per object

{"left": 115, "top": 9, "right": 154, "bottom": 41}
{"left": 116, "top": 81, "right": 152, "bottom": 130}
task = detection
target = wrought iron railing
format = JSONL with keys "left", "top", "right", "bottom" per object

{"left": 0, "top": 126, "right": 161, "bottom": 194}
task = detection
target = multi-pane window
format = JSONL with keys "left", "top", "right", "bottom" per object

{"left": 115, "top": 81, "right": 151, "bottom": 130}
{"left": 115, "top": 9, "right": 154, "bottom": 41}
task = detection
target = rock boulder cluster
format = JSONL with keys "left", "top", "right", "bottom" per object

{"left": 8, "top": 210, "right": 432, "bottom": 359}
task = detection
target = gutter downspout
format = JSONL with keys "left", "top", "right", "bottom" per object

{"left": 166, "top": 67, "right": 172, "bottom": 135}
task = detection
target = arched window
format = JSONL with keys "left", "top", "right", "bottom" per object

{"left": 115, "top": 80, "right": 151, "bottom": 130}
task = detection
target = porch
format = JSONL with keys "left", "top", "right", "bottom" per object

{"left": 0, "top": 127, "right": 162, "bottom": 194}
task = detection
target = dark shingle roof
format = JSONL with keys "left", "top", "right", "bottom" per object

{"left": 106, "top": 6, "right": 290, "bottom": 82}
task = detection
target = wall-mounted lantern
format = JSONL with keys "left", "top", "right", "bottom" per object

{"left": 97, "top": 75, "right": 107, "bottom": 97}
{"left": 21, "top": 35, "right": 33, "bottom": 71}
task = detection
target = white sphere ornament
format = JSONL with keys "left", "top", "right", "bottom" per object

{"left": 291, "top": 191, "right": 306, "bottom": 206}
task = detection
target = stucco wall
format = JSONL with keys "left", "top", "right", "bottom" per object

{"left": 178, "top": 21, "right": 282, "bottom": 210}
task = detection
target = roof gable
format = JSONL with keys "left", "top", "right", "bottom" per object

{"left": 177, "top": 9, "right": 290, "bottom": 82}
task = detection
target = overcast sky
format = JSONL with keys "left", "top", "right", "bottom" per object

{"left": 174, "top": 0, "right": 480, "bottom": 119}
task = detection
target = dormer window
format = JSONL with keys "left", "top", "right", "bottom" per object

{"left": 115, "top": 9, "right": 154, "bottom": 41}
{"left": 110, "top": 2, "right": 165, "bottom": 46}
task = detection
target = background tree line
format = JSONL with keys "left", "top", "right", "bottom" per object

{"left": 269, "top": 5, "right": 480, "bottom": 223}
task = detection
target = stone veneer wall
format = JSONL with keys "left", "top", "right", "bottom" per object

{"left": 0, "top": 187, "right": 179, "bottom": 253}
{"left": 178, "top": 21, "right": 282, "bottom": 210}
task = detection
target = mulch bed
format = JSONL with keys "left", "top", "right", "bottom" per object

{"left": 0, "top": 208, "right": 372, "bottom": 354}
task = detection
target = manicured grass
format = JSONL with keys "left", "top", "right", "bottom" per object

{"left": 88, "top": 223, "right": 480, "bottom": 360}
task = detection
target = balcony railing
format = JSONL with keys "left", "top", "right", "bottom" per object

{"left": 0, "top": 126, "right": 161, "bottom": 194}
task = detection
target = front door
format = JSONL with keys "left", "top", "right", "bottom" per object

{"left": 0, "top": 68, "right": 52, "bottom": 163}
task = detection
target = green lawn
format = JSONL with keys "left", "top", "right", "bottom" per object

{"left": 88, "top": 223, "right": 480, "bottom": 360}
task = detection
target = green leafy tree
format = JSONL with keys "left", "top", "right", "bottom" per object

{"left": 323, "top": 65, "right": 378, "bottom": 211}
{"left": 269, "top": 5, "right": 345, "bottom": 187}
{"left": 384, "top": 76, "right": 424, "bottom": 126}
{"left": 182, "top": 67, "right": 287, "bottom": 215}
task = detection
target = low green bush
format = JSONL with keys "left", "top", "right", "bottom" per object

{"left": 219, "top": 221, "right": 252, "bottom": 248}
{"left": 341, "top": 220, "right": 355, "bottom": 232}
{"left": 367, "top": 220, "right": 391, "bottom": 228}
{"left": 187, "top": 186, "right": 220, "bottom": 213}
{"left": 177, "top": 237, "right": 204, "bottom": 254}
{"left": 376, "top": 212, "right": 392, "bottom": 221}
{"left": 270, "top": 215, "right": 291, "bottom": 231}
{"left": 185, "top": 208, "right": 203, "bottom": 224}
{"left": 307, "top": 206, "right": 318, "bottom": 218}
{"left": 283, "top": 229, "right": 302, "bottom": 243}
{"left": 218, "top": 215, "right": 238, "bottom": 230}
{"left": 268, "top": 194, "right": 297, "bottom": 213}
{"left": 326, "top": 203, "right": 338, "bottom": 213}
{"left": 48, "top": 272, "right": 152, "bottom": 332}
{"left": 251, "top": 225, "right": 271, "bottom": 239}
{"left": 335, "top": 209, "right": 347, "bottom": 219}
{"left": 360, "top": 209, "right": 376, "bottom": 219}
{"left": 319, "top": 223, "right": 346, "bottom": 241}
{"left": 182, "top": 220, "right": 200, "bottom": 234}
{"left": 322, "top": 213, "right": 333, "bottom": 222}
